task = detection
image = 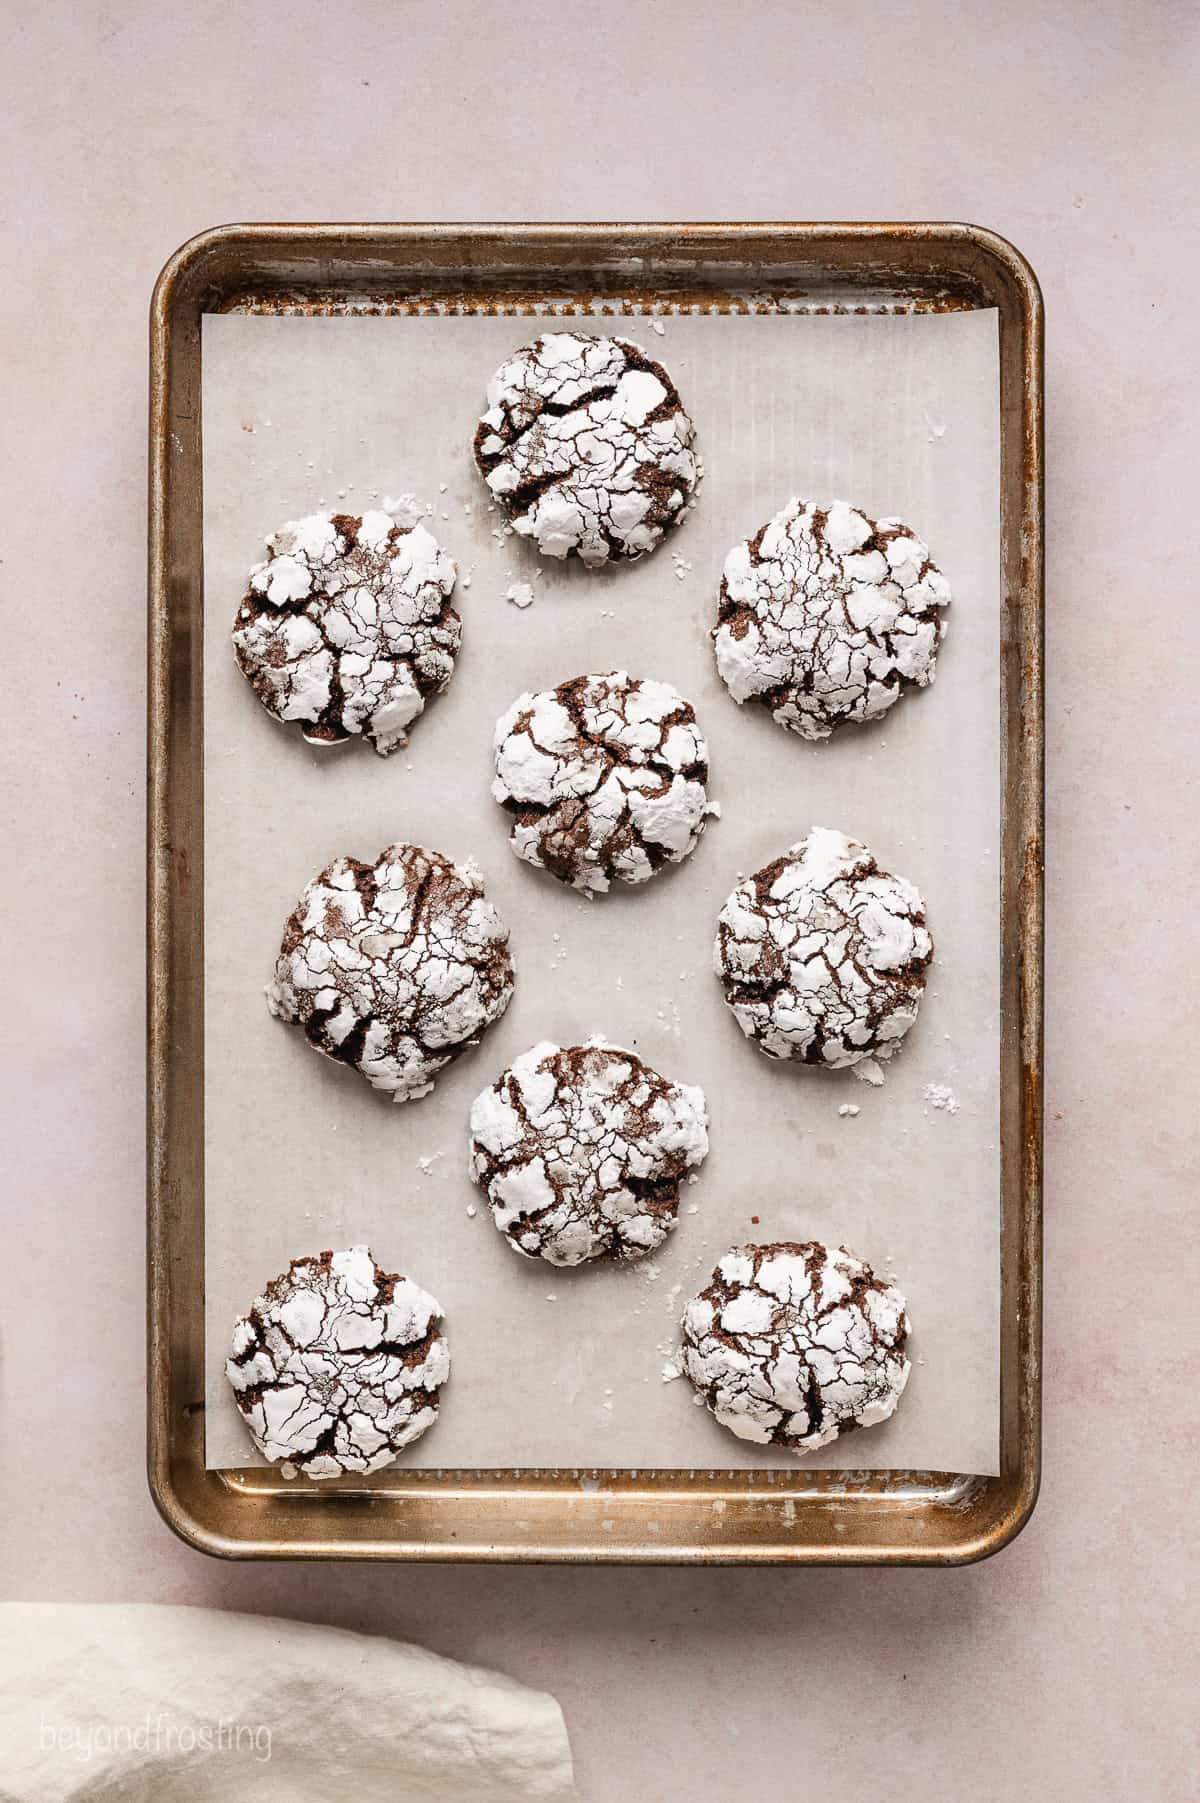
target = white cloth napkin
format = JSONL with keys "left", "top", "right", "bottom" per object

{"left": 0, "top": 1605, "right": 577, "bottom": 1802}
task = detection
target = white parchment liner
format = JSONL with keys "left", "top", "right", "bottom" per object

{"left": 201, "top": 310, "right": 1000, "bottom": 1475}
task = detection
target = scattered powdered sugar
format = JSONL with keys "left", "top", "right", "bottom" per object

{"left": 225, "top": 1246, "right": 448, "bottom": 1478}
{"left": 380, "top": 492, "right": 432, "bottom": 527}
{"left": 923, "top": 1082, "right": 961, "bottom": 1114}
{"left": 505, "top": 581, "right": 535, "bottom": 610}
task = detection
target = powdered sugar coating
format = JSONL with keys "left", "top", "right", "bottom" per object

{"left": 681, "top": 1241, "right": 910, "bottom": 1452}
{"left": 469, "top": 1040, "right": 709, "bottom": 1266}
{"left": 492, "top": 671, "right": 714, "bottom": 894}
{"left": 233, "top": 509, "right": 459, "bottom": 755}
{"left": 225, "top": 1246, "right": 449, "bottom": 1478}
{"left": 714, "top": 827, "right": 932, "bottom": 1068}
{"left": 267, "top": 843, "right": 514, "bottom": 1103}
{"left": 713, "top": 497, "right": 950, "bottom": 739}
{"left": 473, "top": 333, "right": 699, "bottom": 566}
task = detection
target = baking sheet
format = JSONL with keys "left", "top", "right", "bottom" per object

{"left": 201, "top": 309, "right": 1000, "bottom": 1475}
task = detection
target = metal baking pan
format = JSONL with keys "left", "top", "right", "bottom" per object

{"left": 148, "top": 223, "right": 1042, "bottom": 1563}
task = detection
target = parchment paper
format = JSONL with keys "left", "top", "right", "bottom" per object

{"left": 201, "top": 309, "right": 1000, "bottom": 1475}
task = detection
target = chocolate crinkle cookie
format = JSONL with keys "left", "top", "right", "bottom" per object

{"left": 267, "top": 843, "right": 514, "bottom": 1103}
{"left": 473, "top": 332, "right": 700, "bottom": 566}
{"left": 232, "top": 509, "right": 459, "bottom": 755}
{"left": 713, "top": 497, "right": 950, "bottom": 739}
{"left": 225, "top": 1246, "right": 449, "bottom": 1478}
{"left": 681, "top": 1241, "right": 910, "bottom": 1452}
{"left": 469, "top": 1039, "right": 709, "bottom": 1267}
{"left": 714, "top": 827, "right": 932, "bottom": 1069}
{"left": 492, "top": 671, "right": 716, "bottom": 895}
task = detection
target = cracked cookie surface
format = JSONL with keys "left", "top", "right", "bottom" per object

{"left": 681, "top": 1241, "right": 910, "bottom": 1452}
{"left": 225, "top": 1245, "right": 449, "bottom": 1478}
{"left": 469, "top": 1040, "right": 709, "bottom": 1266}
{"left": 714, "top": 827, "right": 932, "bottom": 1068}
{"left": 267, "top": 843, "right": 514, "bottom": 1102}
{"left": 492, "top": 671, "right": 715, "bottom": 894}
{"left": 473, "top": 332, "right": 699, "bottom": 566}
{"left": 713, "top": 497, "right": 950, "bottom": 739}
{"left": 232, "top": 509, "right": 459, "bottom": 755}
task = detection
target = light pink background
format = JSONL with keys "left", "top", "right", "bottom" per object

{"left": 2, "top": 4, "right": 1197, "bottom": 1800}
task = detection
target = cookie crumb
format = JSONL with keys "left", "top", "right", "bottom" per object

{"left": 923, "top": 1082, "right": 961, "bottom": 1114}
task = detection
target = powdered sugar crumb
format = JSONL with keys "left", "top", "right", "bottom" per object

{"left": 923, "top": 1082, "right": 961, "bottom": 1114}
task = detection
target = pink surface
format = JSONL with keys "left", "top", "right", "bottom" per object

{"left": 2, "top": 4, "right": 1197, "bottom": 1799}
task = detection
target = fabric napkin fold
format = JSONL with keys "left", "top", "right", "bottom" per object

{"left": 0, "top": 1604, "right": 577, "bottom": 1802}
